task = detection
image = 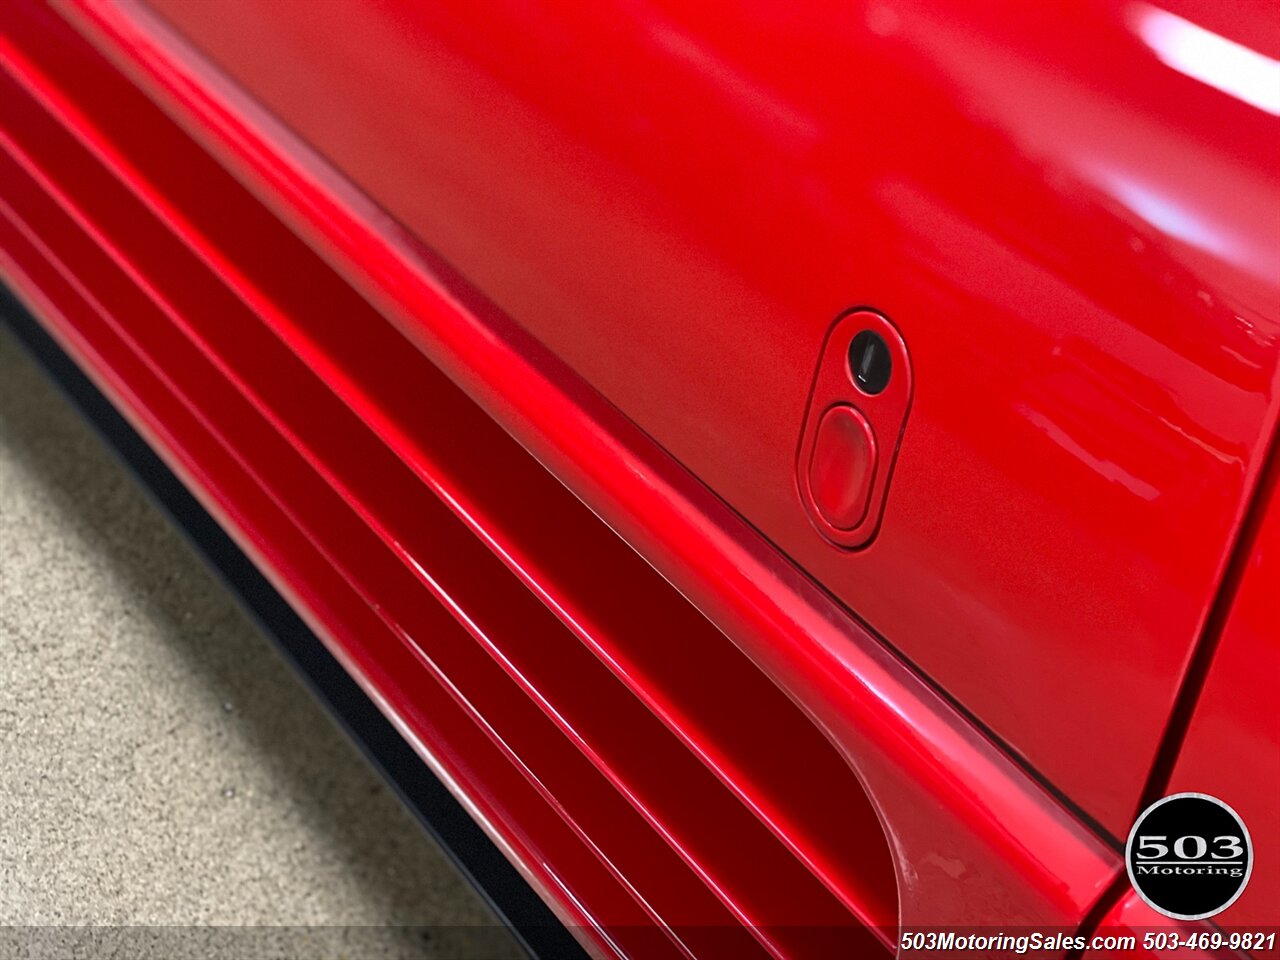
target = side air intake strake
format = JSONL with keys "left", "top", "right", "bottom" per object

{"left": 0, "top": 6, "right": 898, "bottom": 956}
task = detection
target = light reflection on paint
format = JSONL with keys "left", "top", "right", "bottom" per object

{"left": 1096, "top": 172, "right": 1239, "bottom": 262}
{"left": 1131, "top": 4, "right": 1280, "bottom": 116}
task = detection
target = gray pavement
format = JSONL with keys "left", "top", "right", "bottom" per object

{"left": 0, "top": 326, "right": 522, "bottom": 959}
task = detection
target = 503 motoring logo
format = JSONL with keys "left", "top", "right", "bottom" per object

{"left": 1126, "top": 793, "right": 1253, "bottom": 920}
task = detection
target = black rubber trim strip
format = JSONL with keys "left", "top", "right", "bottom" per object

{"left": 0, "top": 283, "right": 591, "bottom": 960}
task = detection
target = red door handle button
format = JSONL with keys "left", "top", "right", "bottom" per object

{"left": 808, "top": 405, "right": 877, "bottom": 531}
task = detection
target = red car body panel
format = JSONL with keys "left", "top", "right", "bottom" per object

{"left": 1, "top": 0, "right": 1276, "bottom": 954}
{"left": 1167, "top": 463, "right": 1280, "bottom": 930}
{"left": 1083, "top": 894, "right": 1220, "bottom": 959}
{"left": 122, "top": 0, "right": 1280, "bottom": 837}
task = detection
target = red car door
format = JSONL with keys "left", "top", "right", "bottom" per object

{"left": 133, "top": 0, "right": 1280, "bottom": 837}
{"left": 4, "top": 0, "right": 1276, "bottom": 952}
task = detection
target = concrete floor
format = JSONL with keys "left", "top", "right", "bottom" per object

{"left": 0, "top": 326, "right": 522, "bottom": 959}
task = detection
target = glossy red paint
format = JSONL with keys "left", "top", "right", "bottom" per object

{"left": 1082, "top": 892, "right": 1229, "bottom": 959}
{"left": 1167, "top": 461, "right": 1280, "bottom": 930}
{"left": 6, "top": 0, "right": 1280, "bottom": 953}
{"left": 806, "top": 404, "right": 877, "bottom": 533}
{"left": 0, "top": 0, "right": 1139, "bottom": 952}
{"left": 124, "top": 0, "right": 1280, "bottom": 836}
{"left": 797, "top": 309, "right": 911, "bottom": 549}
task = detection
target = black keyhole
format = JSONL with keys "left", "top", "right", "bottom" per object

{"left": 849, "top": 330, "right": 891, "bottom": 395}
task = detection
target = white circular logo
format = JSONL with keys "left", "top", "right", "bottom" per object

{"left": 1126, "top": 793, "right": 1252, "bottom": 920}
